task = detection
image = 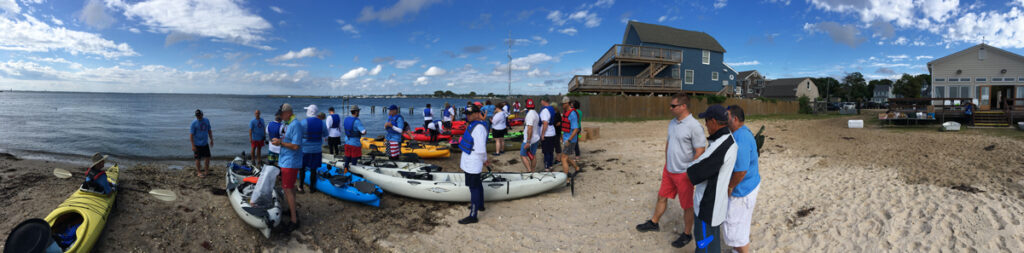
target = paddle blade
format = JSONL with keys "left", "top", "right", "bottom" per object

{"left": 53, "top": 168, "right": 73, "bottom": 179}
{"left": 148, "top": 189, "right": 178, "bottom": 202}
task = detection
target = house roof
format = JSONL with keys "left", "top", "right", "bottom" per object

{"left": 927, "top": 43, "right": 1024, "bottom": 68}
{"left": 623, "top": 21, "right": 726, "bottom": 53}
{"left": 737, "top": 70, "right": 758, "bottom": 80}
{"left": 874, "top": 84, "right": 891, "bottom": 92}
{"left": 762, "top": 77, "right": 810, "bottom": 98}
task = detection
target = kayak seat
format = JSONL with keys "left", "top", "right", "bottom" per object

{"left": 398, "top": 171, "right": 433, "bottom": 180}
{"left": 243, "top": 177, "right": 259, "bottom": 184}
{"left": 352, "top": 181, "right": 378, "bottom": 194}
{"left": 328, "top": 175, "right": 352, "bottom": 188}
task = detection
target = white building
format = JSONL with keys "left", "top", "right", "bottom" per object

{"left": 927, "top": 43, "right": 1024, "bottom": 111}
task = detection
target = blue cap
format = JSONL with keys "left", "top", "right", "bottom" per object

{"left": 388, "top": 105, "right": 399, "bottom": 110}
{"left": 698, "top": 105, "right": 728, "bottom": 121}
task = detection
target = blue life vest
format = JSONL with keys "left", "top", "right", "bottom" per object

{"left": 443, "top": 106, "right": 452, "bottom": 117}
{"left": 424, "top": 108, "right": 432, "bottom": 117}
{"left": 386, "top": 115, "right": 404, "bottom": 134}
{"left": 304, "top": 117, "right": 324, "bottom": 142}
{"left": 344, "top": 116, "right": 361, "bottom": 138}
{"left": 459, "top": 121, "right": 487, "bottom": 155}
{"left": 268, "top": 121, "right": 282, "bottom": 139}
{"left": 330, "top": 114, "right": 341, "bottom": 128}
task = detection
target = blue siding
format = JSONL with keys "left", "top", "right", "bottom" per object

{"left": 618, "top": 40, "right": 737, "bottom": 93}
{"left": 624, "top": 27, "right": 641, "bottom": 45}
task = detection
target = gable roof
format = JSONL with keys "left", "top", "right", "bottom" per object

{"left": 874, "top": 84, "right": 891, "bottom": 92}
{"left": 928, "top": 43, "right": 1024, "bottom": 68}
{"left": 762, "top": 77, "right": 810, "bottom": 98}
{"left": 737, "top": 70, "right": 759, "bottom": 80}
{"left": 623, "top": 21, "right": 726, "bottom": 53}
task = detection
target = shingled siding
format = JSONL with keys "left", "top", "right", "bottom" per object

{"left": 574, "top": 96, "right": 798, "bottom": 120}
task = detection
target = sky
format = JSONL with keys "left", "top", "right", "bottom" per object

{"left": 0, "top": 0, "right": 1023, "bottom": 95}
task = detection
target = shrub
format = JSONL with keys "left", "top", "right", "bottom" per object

{"left": 798, "top": 95, "right": 812, "bottom": 114}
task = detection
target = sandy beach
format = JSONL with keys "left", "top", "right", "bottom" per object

{"left": 2, "top": 116, "right": 1023, "bottom": 252}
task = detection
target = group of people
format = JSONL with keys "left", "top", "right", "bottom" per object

{"left": 634, "top": 93, "right": 762, "bottom": 252}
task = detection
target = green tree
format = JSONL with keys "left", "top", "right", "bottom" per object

{"left": 842, "top": 72, "right": 867, "bottom": 102}
{"left": 798, "top": 95, "right": 812, "bottom": 114}
{"left": 486, "top": 92, "right": 495, "bottom": 97}
{"left": 444, "top": 90, "right": 455, "bottom": 96}
{"left": 893, "top": 73, "right": 927, "bottom": 98}
{"left": 433, "top": 90, "right": 445, "bottom": 97}
{"left": 468, "top": 91, "right": 477, "bottom": 97}
{"left": 811, "top": 77, "right": 841, "bottom": 101}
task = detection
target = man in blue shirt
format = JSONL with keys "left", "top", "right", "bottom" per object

{"left": 723, "top": 105, "right": 761, "bottom": 253}
{"left": 298, "top": 104, "right": 328, "bottom": 194}
{"left": 249, "top": 110, "right": 266, "bottom": 165}
{"left": 384, "top": 105, "right": 405, "bottom": 160}
{"left": 272, "top": 103, "right": 302, "bottom": 231}
{"left": 342, "top": 105, "right": 366, "bottom": 174}
{"left": 190, "top": 109, "right": 213, "bottom": 177}
{"left": 560, "top": 100, "right": 581, "bottom": 177}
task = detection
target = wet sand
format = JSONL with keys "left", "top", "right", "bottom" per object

{"left": 3, "top": 116, "right": 1024, "bottom": 252}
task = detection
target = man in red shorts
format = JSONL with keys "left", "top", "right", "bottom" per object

{"left": 249, "top": 110, "right": 266, "bottom": 165}
{"left": 636, "top": 93, "right": 707, "bottom": 248}
{"left": 271, "top": 103, "right": 303, "bottom": 231}
{"left": 342, "top": 105, "right": 366, "bottom": 174}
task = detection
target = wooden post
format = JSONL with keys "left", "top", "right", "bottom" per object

{"left": 410, "top": 107, "right": 414, "bottom": 115}
{"left": 371, "top": 106, "right": 375, "bottom": 114}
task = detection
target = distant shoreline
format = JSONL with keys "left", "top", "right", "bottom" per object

{"left": 0, "top": 89, "right": 559, "bottom": 98}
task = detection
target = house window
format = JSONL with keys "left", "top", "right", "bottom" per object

{"left": 979, "top": 47, "right": 986, "bottom": 60}
{"left": 1017, "top": 87, "right": 1024, "bottom": 106}
{"left": 976, "top": 77, "right": 986, "bottom": 82}
{"left": 712, "top": 72, "right": 719, "bottom": 81}
{"left": 701, "top": 50, "right": 710, "bottom": 65}
{"left": 1019, "top": 77, "right": 1024, "bottom": 81}
{"left": 935, "top": 86, "right": 945, "bottom": 98}
{"left": 685, "top": 69, "right": 694, "bottom": 84}
{"left": 961, "top": 86, "right": 970, "bottom": 98}
{"left": 935, "top": 78, "right": 945, "bottom": 82}
{"left": 672, "top": 66, "right": 680, "bottom": 79}
{"left": 993, "top": 77, "right": 1003, "bottom": 82}
{"left": 949, "top": 86, "right": 959, "bottom": 98}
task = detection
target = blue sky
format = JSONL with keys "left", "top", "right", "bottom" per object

{"left": 0, "top": 0, "right": 1022, "bottom": 95}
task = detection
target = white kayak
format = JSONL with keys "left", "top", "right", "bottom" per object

{"left": 345, "top": 159, "right": 567, "bottom": 202}
{"left": 225, "top": 162, "right": 284, "bottom": 238}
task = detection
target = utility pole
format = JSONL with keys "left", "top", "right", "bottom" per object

{"left": 507, "top": 31, "right": 512, "bottom": 98}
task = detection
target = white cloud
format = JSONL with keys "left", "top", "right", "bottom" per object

{"left": 892, "top": 36, "right": 908, "bottom": 45}
{"left": 336, "top": 19, "right": 359, "bottom": 36}
{"left": 340, "top": 67, "right": 368, "bottom": 80}
{"left": 128, "top": 27, "right": 141, "bottom": 33}
{"left": 886, "top": 54, "right": 909, "bottom": 60}
{"left": 414, "top": 76, "right": 428, "bottom": 86}
{"left": 546, "top": 11, "right": 565, "bottom": 26}
{"left": 943, "top": 7, "right": 1024, "bottom": 48}
{"left": 548, "top": 9, "right": 601, "bottom": 28}
{"left": 532, "top": 36, "right": 548, "bottom": 45}
{"left": 424, "top": 66, "right": 446, "bottom": 76}
{"left": 658, "top": 16, "right": 667, "bottom": 22}
{"left": 870, "top": 63, "right": 910, "bottom": 67}
{"left": 369, "top": 64, "right": 382, "bottom": 75}
{"left": 493, "top": 53, "right": 555, "bottom": 73}
{"left": 0, "top": 14, "right": 137, "bottom": 58}
{"left": 919, "top": 0, "right": 959, "bottom": 22}
{"left": 594, "top": 0, "right": 615, "bottom": 8}
{"left": 269, "top": 6, "right": 284, "bottom": 14}
{"left": 526, "top": 68, "right": 550, "bottom": 77}
{"left": 446, "top": 82, "right": 454, "bottom": 87}
{"left": 915, "top": 55, "right": 933, "bottom": 60}
{"left": 726, "top": 60, "right": 760, "bottom": 66}
{"left": 357, "top": 0, "right": 441, "bottom": 23}
{"left": 108, "top": 0, "right": 273, "bottom": 49}
{"left": 392, "top": 58, "right": 418, "bottom": 69}
{"left": 558, "top": 27, "right": 578, "bottom": 36}
{"left": 714, "top": 0, "right": 727, "bottom": 9}
{"left": 78, "top": 0, "right": 116, "bottom": 29}
{"left": 269, "top": 47, "right": 322, "bottom": 61}
{"left": 803, "top": 22, "right": 865, "bottom": 48}
{"left": 0, "top": 0, "right": 20, "bottom": 14}
{"left": 48, "top": 16, "right": 63, "bottom": 25}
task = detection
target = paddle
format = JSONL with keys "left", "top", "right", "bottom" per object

{"left": 52, "top": 168, "right": 178, "bottom": 202}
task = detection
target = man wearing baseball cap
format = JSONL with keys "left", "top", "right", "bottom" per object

{"left": 189, "top": 109, "right": 213, "bottom": 177}
{"left": 687, "top": 104, "right": 738, "bottom": 253}
{"left": 342, "top": 105, "right": 366, "bottom": 174}
{"left": 298, "top": 104, "right": 328, "bottom": 193}
{"left": 457, "top": 104, "right": 491, "bottom": 224}
{"left": 384, "top": 105, "right": 405, "bottom": 160}
{"left": 519, "top": 99, "right": 541, "bottom": 172}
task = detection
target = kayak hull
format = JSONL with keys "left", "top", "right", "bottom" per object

{"left": 348, "top": 160, "right": 566, "bottom": 202}
{"left": 43, "top": 165, "right": 119, "bottom": 253}
{"left": 304, "top": 163, "right": 383, "bottom": 207}
{"left": 361, "top": 137, "right": 451, "bottom": 159}
{"left": 226, "top": 162, "right": 283, "bottom": 238}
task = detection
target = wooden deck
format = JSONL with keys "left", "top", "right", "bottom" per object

{"left": 568, "top": 75, "right": 683, "bottom": 94}
{"left": 592, "top": 44, "right": 682, "bottom": 73}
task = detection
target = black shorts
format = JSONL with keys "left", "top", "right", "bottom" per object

{"left": 493, "top": 129, "right": 507, "bottom": 138}
{"left": 193, "top": 145, "right": 211, "bottom": 160}
{"left": 327, "top": 137, "right": 342, "bottom": 146}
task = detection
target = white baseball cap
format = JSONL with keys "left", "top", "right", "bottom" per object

{"left": 304, "top": 104, "right": 318, "bottom": 117}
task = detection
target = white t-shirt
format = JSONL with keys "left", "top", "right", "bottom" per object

{"left": 325, "top": 114, "right": 343, "bottom": 138}
{"left": 460, "top": 124, "right": 488, "bottom": 174}
{"left": 491, "top": 111, "right": 508, "bottom": 130}
{"left": 540, "top": 108, "right": 557, "bottom": 137}
{"left": 502, "top": 105, "right": 509, "bottom": 113}
{"left": 444, "top": 107, "right": 454, "bottom": 122}
{"left": 427, "top": 121, "right": 440, "bottom": 131}
{"left": 522, "top": 110, "right": 541, "bottom": 144}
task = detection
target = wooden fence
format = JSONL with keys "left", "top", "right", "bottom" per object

{"left": 502, "top": 95, "right": 799, "bottom": 121}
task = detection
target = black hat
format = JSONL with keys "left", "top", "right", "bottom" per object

{"left": 698, "top": 105, "right": 728, "bottom": 121}
{"left": 464, "top": 104, "right": 482, "bottom": 115}
{"left": 194, "top": 109, "right": 203, "bottom": 117}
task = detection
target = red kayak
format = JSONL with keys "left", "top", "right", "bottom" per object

{"left": 509, "top": 118, "right": 524, "bottom": 126}
{"left": 404, "top": 128, "right": 451, "bottom": 142}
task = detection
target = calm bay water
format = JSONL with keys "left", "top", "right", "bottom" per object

{"left": 0, "top": 91, "right": 473, "bottom": 164}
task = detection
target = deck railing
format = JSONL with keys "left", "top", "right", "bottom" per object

{"left": 568, "top": 75, "right": 681, "bottom": 92}
{"left": 592, "top": 44, "right": 683, "bottom": 73}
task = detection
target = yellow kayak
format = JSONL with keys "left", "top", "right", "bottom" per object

{"left": 44, "top": 165, "right": 119, "bottom": 253}
{"left": 360, "top": 137, "right": 451, "bottom": 159}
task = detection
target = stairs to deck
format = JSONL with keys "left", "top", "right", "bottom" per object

{"left": 973, "top": 111, "right": 1009, "bottom": 127}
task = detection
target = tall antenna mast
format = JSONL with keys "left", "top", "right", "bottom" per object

{"left": 507, "top": 31, "right": 512, "bottom": 98}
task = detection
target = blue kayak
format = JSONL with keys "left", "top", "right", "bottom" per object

{"left": 304, "top": 163, "right": 383, "bottom": 207}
